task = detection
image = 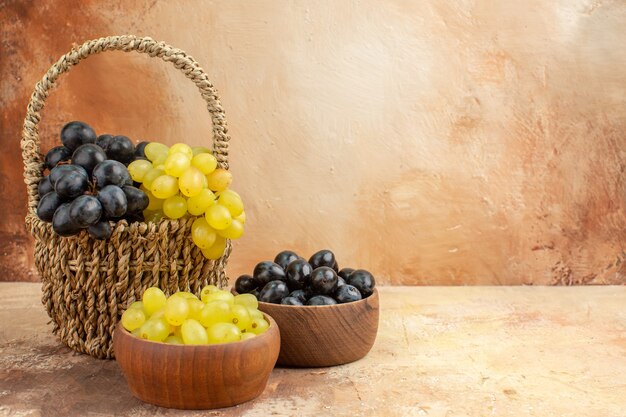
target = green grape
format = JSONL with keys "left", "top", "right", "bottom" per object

{"left": 248, "top": 307, "right": 263, "bottom": 320}
{"left": 143, "top": 209, "right": 164, "bottom": 223}
{"left": 179, "top": 167, "right": 205, "bottom": 197}
{"left": 151, "top": 175, "right": 179, "bottom": 199}
{"left": 205, "top": 204, "right": 232, "bottom": 230}
{"left": 164, "top": 153, "right": 191, "bottom": 177}
{"left": 132, "top": 327, "right": 142, "bottom": 337}
{"left": 165, "top": 335, "right": 184, "bottom": 344}
{"left": 206, "top": 322, "right": 241, "bottom": 344}
{"left": 128, "top": 160, "right": 153, "bottom": 183}
{"left": 152, "top": 154, "right": 168, "bottom": 166}
{"left": 142, "top": 287, "right": 167, "bottom": 316}
{"left": 201, "top": 236, "right": 227, "bottom": 260}
{"left": 151, "top": 306, "right": 165, "bottom": 320}
{"left": 140, "top": 186, "right": 163, "bottom": 211}
{"left": 192, "top": 217, "right": 217, "bottom": 249}
{"left": 144, "top": 142, "right": 169, "bottom": 162}
{"left": 164, "top": 295, "right": 190, "bottom": 326}
{"left": 187, "top": 298, "right": 205, "bottom": 320}
{"left": 230, "top": 304, "right": 252, "bottom": 331}
{"left": 171, "top": 291, "right": 198, "bottom": 300}
{"left": 217, "top": 219, "right": 244, "bottom": 240}
{"left": 192, "top": 146, "right": 211, "bottom": 156}
{"left": 163, "top": 195, "right": 187, "bottom": 219}
{"left": 191, "top": 153, "right": 218, "bottom": 175}
{"left": 187, "top": 189, "right": 216, "bottom": 216}
{"left": 181, "top": 319, "right": 209, "bottom": 344}
{"left": 138, "top": 317, "right": 170, "bottom": 341}
{"left": 197, "top": 300, "right": 232, "bottom": 327}
{"left": 203, "top": 290, "right": 235, "bottom": 305}
{"left": 247, "top": 317, "right": 270, "bottom": 335}
{"left": 169, "top": 143, "right": 194, "bottom": 159}
{"left": 240, "top": 332, "right": 256, "bottom": 341}
{"left": 121, "top": 308, "right": 146, "bottom": 331}
{"left": 128, "top": 301, "right": 145, "bottom": 311}
{"left": 217, "top": 189, "right": 244, "bottom": 216}
{"left": 142, "top": 168, "right": 165, "bottom": 189}
{"left": 200, "top": 284, "right": 220, "bottom": 301}
{"left": 234, "top": 293, "right": 258, "bottom": 310}
{"left": 206, "top": 168, "right": 233, "bottom": 192}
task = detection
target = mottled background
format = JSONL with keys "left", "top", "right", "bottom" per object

{"left": 1, "top": 0, "right": 625, "bottom": 285}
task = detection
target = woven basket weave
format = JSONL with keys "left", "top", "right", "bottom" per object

{"left": 21, "top": 35, "right": 233, "bottom": 359}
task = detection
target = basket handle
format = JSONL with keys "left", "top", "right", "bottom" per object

{"left": 21, "top": 35, "right": 231, "bottom": 213}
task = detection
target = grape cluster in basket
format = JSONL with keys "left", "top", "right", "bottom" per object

{"left": 235, "top": 249, "right": 376, "bottom": 305}
{"left": 37, "top": 121, "right": 150, "bottom": 240}
{"left": 128, "top": 141, "right": 245, "bottom": 260}
{"left": 121, "top": 286, "right": 269, "bottom": 344}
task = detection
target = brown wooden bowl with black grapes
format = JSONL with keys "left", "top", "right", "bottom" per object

{"left": 233, "top": 249, "right": 379, "bottom": 367}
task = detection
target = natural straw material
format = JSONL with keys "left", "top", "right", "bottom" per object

{"left": 21, "top": 36, "right": 232, "bottom": 359}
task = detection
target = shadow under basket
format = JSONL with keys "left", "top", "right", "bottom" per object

{"left": 22, "top": 35, "right": 234, "bottom": 359}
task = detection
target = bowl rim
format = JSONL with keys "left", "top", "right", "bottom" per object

{"left": 115, "top": 312, "right": 278, "bottom": 349}
{"left": 232, "top": 287, "right": 379, "bottom": 309}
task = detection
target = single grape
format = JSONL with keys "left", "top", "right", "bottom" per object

{"left": 127, "top": 160, "right": 153, "bottom": 182}
{"left": 97, "top": 185, "right": 127, "bottom": 218}
{"left": 49, "top": 164, "right": 87, "bottom": 186}
{"left": 347, "top": 270, "right": 376, "bottom": 297}
{"left": 52, "top": 203, "right": 82, "bottom": 237}
{"left": 164, "top": 295, "right": 190, "bottom": 326}
{"left": 163, "top": 195, "right": 187, "bottom": 219}
{"left": 181, "top": 319, "right": 209, "bottom": 344}
{"left": 168, "top": 143, "right": 193, "bottom": 159}
{"left": 258, "top": 280, "right": 289, "bottom": 304}
{"left": 201, "top": 236, "right": 227, "bottom": 260}
{"left": 60, "top": 121, "right": 97, "bottom": 152}
{"left": 142, "top": 287, "right": 167, "bottom": 316}
{"left": 288, "top": 289, "right": 309, "bottom": 303}
{"left": 202, "top": 290, "right": 235, "bottom": 305}
{"left": 274, "top": 250, "right": 301, "bottom": 270}
{"left": 253, "top": 261, "right": 286, "bottom": 287}
{"left": 206, "top": 322, "right": 240, "bottom": 344}
{"left": 165, "top": 335, "right": 184, "bottom": 344}
{"left": 150, "top": 175, "right": 179, "bottom": 199}
{"left": 281, "top": 297, "right": 304, "bottom": 305}
{"left": 88, "top": 221, "right": 112, "bottom": 240}
{"left": 187, "top": 298, "right": 205, "bottom": 320}
{"left": 122, "top": 185, "right": 149, "bottom": 212}
{"left": 37, "top": 191, "right": 64, "bottom": 222}
{"left": 234, "top": 275, "right": 257, "bottom": 294}
{"left": 191, "top": 146, "right": 211, "bottom": 156}
{"left": 121, "top": 308, "right": 146, "bottom": 331}
{"left": 197, "top": 300, "right": 232, "bottom": 327}
{"left": 191, "top": 153, "right": 218, "bottom": 174}
{"left": 44, "top": 146, "right": 71, "bottom": 170}
{"left": 106, "top": 135, "right": 135, "bottom": 164}
{"left": 96, "top": 134, "right": 114, "bottom": 150}
{"left": 69, "top": 195, "right": 102, "bottom": 227}
{"left": 234, "top": 293, "right": 258, "bottom": 309}
{"left": 54, "top": 170, "right": 89, "bottom": 199}
{"left": 307, "top": 295, "right": 337, "bottom": 306}
{"left": 235, "top": 211, "right": 246, "bottom": 224}
{"left": 143, "top": 209, "right": 164, "bottom": 223}
{"left": 337, "top": 276, "right": 346, "bottom": 287}
{"left": 128, "top": 301, "right": 144, "bottom": 311}
{"left": 92, "top": 160, "right": 131, "bottom": 188}
{"left": 338, "top": 268, "right": 355, "bottom": 280}
{"left": 310, "top": 267, "right": 339, "bottom": 295}
{"left": 309, "top": 249, "right": 338, "bottom": 271}
{"left": 334, "top": 284, "right": 362, "bottom": 303}
{"left": 178, "top": 167, "right": 204, "bottom": 197}
{"left": 38, "top": 176, "right": 54, "bottom": 197}
{"left": 191, "top": 217, "right": 217, "bottom": 249}
{"left": 246, "top": 317, "right": 269, "bottom": 335}
{"left": 217, "top": 219, "right": 244, "bottom": 240}
{"left": 171, "top": 291, "right": 199, "bottom": 300}
{"left": 285, "top": 259, "right": 313, "bottom": 291}
{"left": 144, "top": 142, "right": 169, "bottom": 162}
{"left": 164, "top": 153, "right": 191, "bottom": 178}
{"left": 216, "top": 190, "right": 243, "bottom": 217}
{"left": 230, "top": 304, "right": 252, "bottom": 331}
{"left": 135, "top": 141, "right": 149, "bottom": 158}
{"left": 142, "top": 167, "right": 165, "bottom": 189}
{"left": 240, "top": 332, "right": 256, "bottom": 341}
{"left": 199, "top": 284, "right": 219, "bottom": 300}
{"left": 206, "top": 168, "right": 232, "bottom": 192}
{"left": 187, "top": 189, "right": 216, "bottom": 216}
{"left": 72, "top": 144, "right": 107, "bottom": 176}
{"left": 205, "top": 204, "right": 232, "bottom": 230}
{"left": 138, "top": 317, "right": 170, "bottom": 342}
{"left": 248, "top": 307, "right": 263, "bottom": 320}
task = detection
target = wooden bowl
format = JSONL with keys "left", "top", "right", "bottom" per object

{"left": 113, "top": 315, "right": 280, "bottom": 409}
{"left": 253, "top": 289, "right": 379, "bottom": 367}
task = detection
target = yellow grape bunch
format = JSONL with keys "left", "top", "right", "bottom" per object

{"left": 127, "top": 142, "right": 246, "bottom": 260}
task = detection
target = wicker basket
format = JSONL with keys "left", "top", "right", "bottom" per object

{"left": 21, "top": 35, "right": 233, "bottom": 359}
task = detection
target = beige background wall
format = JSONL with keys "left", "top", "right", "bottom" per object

{"left": 1, "top": 0, "right": 625, "bottom": 285}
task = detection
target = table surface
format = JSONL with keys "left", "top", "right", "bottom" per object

{"left": 0, "top": 283, "right": 625, "bottom": 417}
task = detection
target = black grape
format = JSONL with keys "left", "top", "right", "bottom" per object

{"left": 285, "top": 259, "right": 313, "bottom": 291}
{"left": 38, "top": 176, "right": 54, "bottom": 197}
{"left": 60, "top": 121, "right": 96, "bottom": 152}
{"left": 281, "top": 297, "right": 304, "bottom": 306}
{"left": 306, "top": 295, "right": 337, "bottom": 306}
{"left": 121, "top": 185, "right": 149, "bottom": 212}
{"left": 37, "top": 192, "right": 63, "bottom": 222}
{"left": 338, "top": 267, "right": 355, "bottom": 280}
{"left": 135, "top": 141, "right": 149, "bottom": 159}
{"left": 288, "top": 289, "right": 309, "bottom": 303}
{"left": 88, "top": 221, "right": 112, "bottom": 240}
{"left": 96, "top": 134, "right": 114, "bottom": 150}
{"left": 310, "top": 266, "right": 338, "bottom": 295}
{"left": 347, "top": 270, "right": 376, "bottom": 297}
{"left": 308, "top": 249, "right": 337, "bottom": 271}
{"left": 72, "top": 144, "right": 107, "bottom": 176}
{"left": 49, "top": 164, "right": 87, "bottom": 186}
{"left": 92, "top": 160, "right": 131, "bottom": 188}
{"left": 258, "top": 280, "right": 289, "bottom": 304}
{"left": 274, "top": 250, "right": 300, "bottom": 270}
{"left": 52, "top": 203, "right": 82, "bottom": 237}
{"left": 44, "top": 146, "right": 71, "bottom": 170}
{"left": 334, "top": 284, "right": 362, "bottom": 303}
{"left": 69, "top": 195, "right": 102, "bottom": 227}
{"left": 105, "top": 135, "right": 135, "bottom": 164}
{"left": 97, "top": 185, "right": 127, "bottom": 218}
{"left": 54, "top": 171, "right": 89, "bottom": 199}
{"left": 253, "top": 261, "right": 286, "bottom": 287}
{"left": 235, "top": 274, "right": 257, "bottom": 294}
